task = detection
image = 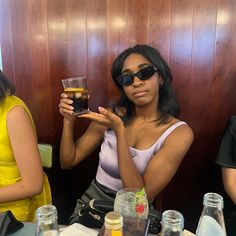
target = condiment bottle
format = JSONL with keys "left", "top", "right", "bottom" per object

{"left": 161, "top": 209, "right": 184, "bottom": 236}
{"left": 35, "top": 204, "right": 59, "bottom": 236}
{"left": 196, "top": 192, "right": 226, "bottom": 236}
{"left": 103, "top": 211, "right": 123, "bottom": 236}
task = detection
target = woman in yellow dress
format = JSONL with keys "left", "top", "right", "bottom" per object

{"left": 0, "top": 69, "right": 51, "bottom": 222}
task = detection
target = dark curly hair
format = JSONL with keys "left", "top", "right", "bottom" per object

{"left": 0, "top": 70, "right": 16, "bottom": 102}
{"left": 111, "top": 44, "right": 180, "bottom": 125}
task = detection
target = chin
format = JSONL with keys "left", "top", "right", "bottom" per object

{"left": 134, "top": 100, "right": 149, "bottom": 106}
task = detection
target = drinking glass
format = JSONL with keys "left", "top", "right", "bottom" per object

{"left": 62, "top": 76, "right": 89, "bottom": 115}
{"left": 114, "top": 188, "right": 149, "bottom": 220}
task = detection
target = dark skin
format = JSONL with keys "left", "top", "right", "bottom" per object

{"left": 59, "top": 53, "right": 194, "bottom": 201}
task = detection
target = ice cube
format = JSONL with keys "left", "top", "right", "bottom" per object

{"left": 75, "top": 92, "right": 82, "bottom": 98}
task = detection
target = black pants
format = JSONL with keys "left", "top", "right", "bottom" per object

{"left": 69, "top": 179, "right": 116, "bottom": 224}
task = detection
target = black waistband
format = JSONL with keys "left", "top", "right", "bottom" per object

{"left": 94, "top": 179, "right": 117, "bottom": 199}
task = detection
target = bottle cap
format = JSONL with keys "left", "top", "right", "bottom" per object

{"left": 105, "top": 211, "right": 123, "bottom": 230}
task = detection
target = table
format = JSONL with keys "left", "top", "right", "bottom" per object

{"left": 10, "top": 222, "right": 195, "bottom": 236}
{"left": 10, "top": 222, "right": 36, "bottom": 235}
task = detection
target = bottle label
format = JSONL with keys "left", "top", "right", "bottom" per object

{"left": 196, "top": 215, "right": 226, "bottom": 236}
{"left": 112, "top": 230, "right": 122, "bottom": 236}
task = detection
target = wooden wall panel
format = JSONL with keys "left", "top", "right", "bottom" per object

{"left": 149, "top": 0, "right": 171, "bottom": 62}
{"left": 46, "top": 0, "right": 70, "bottom": 221}
{"left": 47, "top": 0, "right": 67, "bottom": 143}
{"left": 107, "top": 0, "right": 126, "bottom": 101}
{"left": 0, "top": 0, "right": 15, "bottom": 84}
{"left": 9, "top": 0, "right": 32, "bottom": 104}
{"left": 1, "top": 0, "right": 236, "bottom": 231}
{"left": 170, "top": 0, "right": 193, "bottom": 121}
{"left": 67, "top": 0, "right": 87, "bottom": 77}
{"left": 86, "top": 0, "right": 108, "bottom": 110}
{"left": 29, "top": 0, "right": 53, "bottom": 141}
{"left": 125, "top": 0, "right": 149, "bottom": 45}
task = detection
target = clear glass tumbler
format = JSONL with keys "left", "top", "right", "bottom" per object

{"left": 114, "top": 188, "right": 149, "bottom": 220}
{"left": 62, "top": 76, "right": 89, "bottom": 116}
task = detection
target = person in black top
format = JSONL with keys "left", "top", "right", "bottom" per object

{"left": 215, "top": 116, "right": 236, "bottom": 236}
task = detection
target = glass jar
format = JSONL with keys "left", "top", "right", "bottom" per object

{"left": 196, "top": 192, "right": 226, "bottom": 236}
{"left": 103, "top": 211, "right": 123, "bottom": 236}
{"left": 161, "top": 210, "right": 184, "bottom": 236}
{"left": 35, "top": 205, "right": 59, "bottom": 236}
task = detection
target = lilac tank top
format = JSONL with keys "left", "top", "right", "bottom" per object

{"left": 95, "top": 121, "right": 187, "bottom": 191}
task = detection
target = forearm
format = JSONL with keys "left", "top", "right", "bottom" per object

{"left": 224, "top": 183, "right": 236, "bottom": 205}
{"left": 60, "top": 119, "right": 77, "bottom": 168}
{"left": 115, "top": 128, "right": 144, "bottom": 189}
{"left": 0, "top": 179, "right": 43, "bottom": 203}
{"left": 222, "top": 168, "right": 236, "bottom": 205}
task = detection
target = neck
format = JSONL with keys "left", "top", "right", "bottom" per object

{"left": 135, "top": 103, "right": 160, "bottom": 122}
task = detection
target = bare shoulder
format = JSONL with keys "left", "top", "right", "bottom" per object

{"left": 166, "top": 118, "right": 194, "bottom": 144}
{"left": 7, "top": 105, "right": 31, "bottom": 123}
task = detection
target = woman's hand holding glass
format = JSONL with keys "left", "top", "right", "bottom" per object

{"left": 59, "top": 93, "right": 124, "bottom": 133}
{"left": 59, "top": 93, "right": 76, "bottom": 121}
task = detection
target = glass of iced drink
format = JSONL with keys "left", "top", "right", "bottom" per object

{"left": 62, "top": 77, "right": 89, "bottom": 115}
{"left": 114, "top": 188, "right": 149, "bottom": 220}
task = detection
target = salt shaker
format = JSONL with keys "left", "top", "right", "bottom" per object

{"left": 161, "top": 210, "right": 184, "bottom": 236}
{"left": 195, "top": 192, "right": 226, "bottom": 236}
{"left": 35, "top": 204, "right": 59, "bottom": 236}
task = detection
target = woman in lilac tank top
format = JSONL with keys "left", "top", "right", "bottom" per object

{"left": 59, "top": 44, "right": 194, "bottom": 224}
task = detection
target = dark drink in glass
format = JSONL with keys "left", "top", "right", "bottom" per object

{"left": 64, "top": 87, "right": 88, "bottom": 115}
{"left": 62, "top": 77, "right": 89, "bottom": 115}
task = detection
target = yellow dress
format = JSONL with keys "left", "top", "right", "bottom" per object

{"left": 0, "top": 95, "right": 51, "bottom": 222}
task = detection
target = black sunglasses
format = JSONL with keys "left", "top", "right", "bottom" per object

{"left": 115, "top": 66, "right": 158, "bottom": 86}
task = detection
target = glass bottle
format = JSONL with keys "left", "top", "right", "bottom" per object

{"left": 161, "top": 210, "right": 184, "bottom": 236}
{"left": 35, "top": 204, "right": 59, "bottom": 236}
{"left": 196, "top": 192, "right": 227, "bottom": 236}
{"left": 102, "top": 211, "right": 123, "bottom": 236}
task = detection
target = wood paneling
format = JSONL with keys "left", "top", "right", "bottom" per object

{"left": 1, "top": 0, "right": 236, "bottom": 231}
{"left": 149, "top": 0, "right": 171, "bottom": 62}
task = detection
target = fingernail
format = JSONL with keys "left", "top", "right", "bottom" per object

{"left": 98, "top": 106, "right": 105, "bottom": 112}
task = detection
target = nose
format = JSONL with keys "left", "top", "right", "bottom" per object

{"left": 132, "top": 75, "right": 143, "bottom": 86}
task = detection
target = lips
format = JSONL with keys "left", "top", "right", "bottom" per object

{"left": 132, "top": 90, "right": 147, "bottom": 97}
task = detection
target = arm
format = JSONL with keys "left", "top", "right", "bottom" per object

{"left": 116, "top": 123, "right": 194, "bottom": 201}
{"left": 222, "top": 167, "right": 236, "bottom": 204}
{"left": 60, "top": 119, "right": 107, "bottom": 169}
{"left": 82, "top": 107, "right": 193, "bottom": 201}
{"left": 84, "top": 107, "right": 145, "bottom": 188}
{"left": 59, "top": 94, "right": 106, "bottom": 169}
{"left": 142, "top": 125, "right": 194, "bottom": 200}
{"left": 80, "top": 107, "right": 194, "bottom": 200}
{"left": 0, "top": 106, "right": 43, "bottom": 203}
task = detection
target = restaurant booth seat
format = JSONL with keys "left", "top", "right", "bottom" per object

{"left": 38, "top": 143, "right": 53, "bottom": 168}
